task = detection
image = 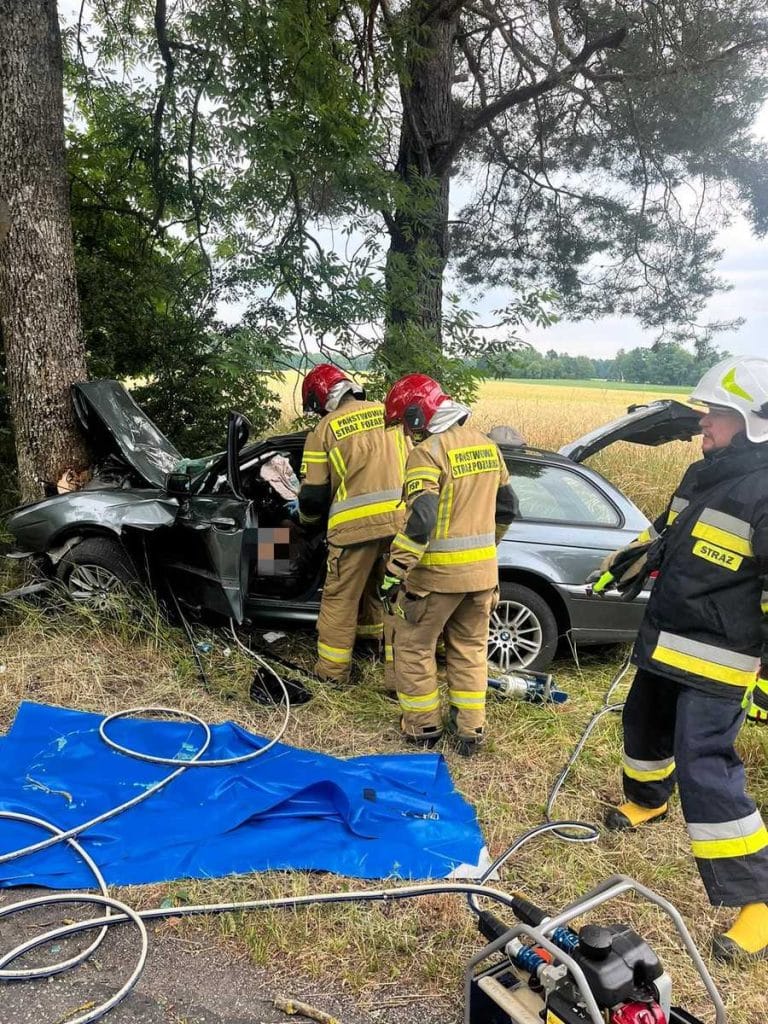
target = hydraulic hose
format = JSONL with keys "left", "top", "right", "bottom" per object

{"left": 0, "top": 634, "right": 632, "bottom": 1024}
{"left": 466, "top": 651, "right": 631, "bottom": 917}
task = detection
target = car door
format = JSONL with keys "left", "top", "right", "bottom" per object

{"left": 499, "top": 454, "right": 642, "bottom": 585}
{"left": 159, "top": 494, "right": 256, "bottom": 623}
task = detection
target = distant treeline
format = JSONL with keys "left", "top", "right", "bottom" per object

{"left": 477, "top": 342, "right": 726, "bottom": 387}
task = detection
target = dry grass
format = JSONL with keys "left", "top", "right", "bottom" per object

{"left": 0, "top": 378, "right": 762, "bottom": 1022}
{"left": 2, "top": 593, "right": 767, "bottom": 1023}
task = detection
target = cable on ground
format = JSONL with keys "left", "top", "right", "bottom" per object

{"left": 0, "top": 634, "right": 632, "bottom": 1024}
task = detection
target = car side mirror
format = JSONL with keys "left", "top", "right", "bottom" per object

{"left": 227, "top": 411, "right": 251, "bottom": 500}
{"left": 166, "top": 470, "right": 192, "bottom": 498}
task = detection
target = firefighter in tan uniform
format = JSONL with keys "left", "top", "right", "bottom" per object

{"left": 298, "top": 364, "right": 407, "bottom": 682}
{"left": 379, "top": 374, "right": 519, "bottom": 755}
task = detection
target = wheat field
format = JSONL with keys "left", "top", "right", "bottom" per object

{"left": 274, "top": 373, "right": 700, "bottom": 520}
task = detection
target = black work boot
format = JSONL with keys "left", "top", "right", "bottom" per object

{"left": 454, "top": 728, "right": 485, "bottom": 758}
{"left": 400, "top": 719, "right": 443, "bottom": 749}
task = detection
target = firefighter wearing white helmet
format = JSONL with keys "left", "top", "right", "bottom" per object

{"left": 598, "top": 355, "right": 768, "bottom": 963}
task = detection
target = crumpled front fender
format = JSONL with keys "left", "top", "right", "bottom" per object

{"left": 7, "top": 490, "right": 179, "bottom": 555}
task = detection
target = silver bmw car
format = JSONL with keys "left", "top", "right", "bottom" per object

{"left": 5, "top": 381, "right": 701, "bottom": 672}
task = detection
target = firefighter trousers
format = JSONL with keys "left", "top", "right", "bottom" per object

{"left": 392, "top": 588, "right": 495, "bottom": 738}
{"left": 315, "top": 538, "right": 389, "bottom": 682}
{"left": 622, "top": 668, "right": 768, "bottom": 907}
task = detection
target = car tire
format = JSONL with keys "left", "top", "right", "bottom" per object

{"left": 56, "top": 536, "right": 139, "bottom": 611}
{"left": 488, "top": 582, "right": 559, "bottom": 673}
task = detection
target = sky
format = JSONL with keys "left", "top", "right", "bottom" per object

{"left": 58, "top": 0, "right": 766, "bottom": 360}
{"left": 522, "top": 213, "right": 768, "bottom": 358}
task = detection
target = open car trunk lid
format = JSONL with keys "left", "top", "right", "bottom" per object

{"left": 73, "top": 380, "right": 183, "bottom": 488}
{"left": 559, "top": 399, "right": 701, "bottom": 463}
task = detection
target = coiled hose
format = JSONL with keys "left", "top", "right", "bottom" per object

{"left": 0, "top": 629, "right": 631, "bottom": 1024}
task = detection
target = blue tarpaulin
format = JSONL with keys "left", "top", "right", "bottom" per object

{"left": 0, "top": 702, "right": 488, "bottom": 888}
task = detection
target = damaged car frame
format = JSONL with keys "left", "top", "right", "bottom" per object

{"left": 5, "top": 380, "right": 702, "bottom": 672}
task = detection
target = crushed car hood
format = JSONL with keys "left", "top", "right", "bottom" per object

{"left": 73, "top": 380, "right": 183, "bottom": 488}
{"left": 559, "top": 399, "right": 701, "bottom": 463}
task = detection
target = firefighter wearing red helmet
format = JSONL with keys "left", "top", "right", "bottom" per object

{"left": 298, "top": 363, "right": 408, "bottom": 682}
{"left": 379, "top": 374, "right": 519, "bottom": 755}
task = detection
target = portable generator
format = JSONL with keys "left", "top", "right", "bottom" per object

{"left": 465, "top": 875, "right": 724, "bottom": 1024}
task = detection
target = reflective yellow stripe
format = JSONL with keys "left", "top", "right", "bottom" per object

{"left": 302, "top": 451, "right": 328, "bottom": 463}
{"left": 435, "top": 481, "right": 453, "bottom": 539}
{"left": 652, "top": 645, "right": 756, "bottom": 688}
{"left": 667, "top": 496, "right": 688, "bottom": 525}
{"left": 422, "top": 545, "right": 496, "bottom": 566}
{"left": 393, "top": 532, "right": 427, "bottom": 557}
{"left": 356, "top": 623, "right": 383, "bottom": 638}
{"left": 691, "top": 827, "right": 768, "bottom": 860}
{"left": 328, "top": 498, "right": 402, "bottom": 530}
{"left": 328, "top": 447, "right": 347, "bottom": 501}
{"left": 406, "top": 466, "right": 440, "bottom": 482}
{"left": 317, "top": 642, "right": 352, "bottom": 664}
{"left": 623, "top": 760, "right": 676, "bottom": 783}
{"left": 449, "top": 689, "right": 486, "bottom": 709}
{"left": 394, "top": 430, "right": 408, "bottom": 474}
{"left": 398, "top": 689, "right": 440, "bottom": 712}
{"left": 299, "top": 511, "right": 323, "bottom": 524}
{"left": 761, "top": 602, "right": 768, "bottom": 615}
{"left": 384, "top": 644, "right": 393, "bottom": 663}
{"left": 691, "top": 521, "right": 753, "bottom": 558}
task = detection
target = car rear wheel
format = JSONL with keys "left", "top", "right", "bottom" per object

{"left": 488, "top": 582, "right": 559, "bottom": 673}
{"left": 56, "top": 537, "right": 138, "bottom": 612}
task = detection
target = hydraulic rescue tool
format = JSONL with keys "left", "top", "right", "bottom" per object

{"left": 465, "top": 875, "right": 720, "bottom": 1024}
{"left": 488, "top": 669, "right": 569, "bottom": 704}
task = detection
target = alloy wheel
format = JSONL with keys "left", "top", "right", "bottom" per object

{"left": 67, "top": 563, "right": 125, "bottom": 611}
{"left": 487, "top": 599, "right": 544, "bottom": 671}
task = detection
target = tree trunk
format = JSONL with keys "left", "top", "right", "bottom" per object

{"left": 0, "top": 0, "right": 89, "bottom": 502}
{"left": 382, "top": 6, "right": 457, "bottom": 371}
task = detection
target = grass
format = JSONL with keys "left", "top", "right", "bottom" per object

{"left": 1, "top": 378, "right": 764, "bottom": 1023}
{"left": 2, "top": 600, "right": 766, "bottom": 1022}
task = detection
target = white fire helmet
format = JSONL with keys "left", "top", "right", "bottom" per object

{"left": 688, "top": 355, "right": 768, "bottom": 444}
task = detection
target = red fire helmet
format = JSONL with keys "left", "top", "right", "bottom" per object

{"left": 384, "top": 374, "right": 450, "bottom": 431}
{"left": 302, "top": 363, "right": 352, "bottom": 414}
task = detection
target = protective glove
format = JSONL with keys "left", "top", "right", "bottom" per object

{"left": 378, "top": 573, "right": 403, "bottom": 615}
{"left": 746, "top": 673, "right": 768, "bottom": 725}
{"left": 589, "top": 540, "right": 653, "bottom": 598}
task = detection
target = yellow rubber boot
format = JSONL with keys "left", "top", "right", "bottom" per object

{"left": 713, "top": 903, "right": 768, "bottom": 962}
{"left": 605, "top": 802, "right": 668, "bottom": 831}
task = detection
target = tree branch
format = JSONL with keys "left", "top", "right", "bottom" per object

{"left": 150, "top": 0, "right": 175, "bottom": 232}
{"left": 436, "top": 26, "right": 626, "bottom": 172}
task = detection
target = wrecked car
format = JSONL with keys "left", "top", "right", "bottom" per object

{"left": 5, "top": 380, "right": 701, "bottom": 672}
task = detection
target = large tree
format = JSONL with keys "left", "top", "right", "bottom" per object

{"left": 0, "top": 0, "right": 89, "bottom": 501}
{"left": 64, "top": 2, "right": 768, "bottom": 393}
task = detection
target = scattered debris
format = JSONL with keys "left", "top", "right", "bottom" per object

{"left": 274, "top": 995, "right": 341, "bottom": 1024}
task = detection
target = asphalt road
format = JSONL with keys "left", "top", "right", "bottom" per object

{"left": 0, "top": 891, "right": 455, "bottom": 1024}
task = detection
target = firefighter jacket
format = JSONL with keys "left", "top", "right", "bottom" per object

{"left": 299, "top": 399, "right": 408, "bottom": 546}
{"left": 633, "top": 436, "right": 768, "bottom": 702}
{"left": 387, "top": 422, "right": 519, "bottom": 593}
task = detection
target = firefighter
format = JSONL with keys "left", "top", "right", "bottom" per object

{"left": 298, "top": 363, "right": 407, "bottom": 683}
{"left": 597, "top": 355, "right": 768, "bottom": 962}
{"left": 379, "top": 374, "right": 519, "bottom": 756}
